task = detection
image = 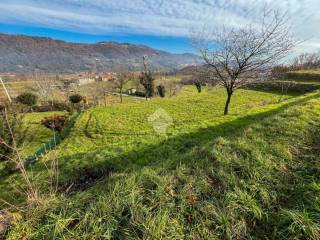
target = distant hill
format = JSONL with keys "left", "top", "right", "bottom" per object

{"left": 0, "top": 34, "right": 201, "bottom": 73}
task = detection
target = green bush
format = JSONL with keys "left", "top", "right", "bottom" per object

{"left": 157, "top": 85, "right": 166, "bottom": 98}
{"left": 16, "top": 92, "right": 38, "bottom": 107}
{"left": 41, "top": 115, "right": 68, "bottom": 132}
{"left": 69, "top": 94, "right": 83, "bottom": 104}
{"left": 195, "top": 81, "right": 202, "bottom": 93}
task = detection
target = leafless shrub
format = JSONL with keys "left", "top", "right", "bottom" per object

{"left": 166, "top": 81, "right": 182, "bottom": 97}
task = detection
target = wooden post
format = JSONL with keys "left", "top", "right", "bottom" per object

{"left": 0, "top": 77, "right": 12, "bottom": 103}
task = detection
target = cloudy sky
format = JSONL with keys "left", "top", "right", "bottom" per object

{"left": 0, "top": 0, "right": 319, "bottom": 53}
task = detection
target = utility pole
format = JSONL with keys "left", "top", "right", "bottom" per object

{"left": 0, "top": 77, "right": 12, "bottom": 103}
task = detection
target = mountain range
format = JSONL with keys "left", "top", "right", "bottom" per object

{"left": 0, "top": 34, "right": 201, "bottom": 73}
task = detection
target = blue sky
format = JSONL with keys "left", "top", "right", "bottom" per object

{"left": 0, "top": 0, "right": 319, "bottom": 54}
{"left": 0, "top": 23, "right": 193, "bottom": 53}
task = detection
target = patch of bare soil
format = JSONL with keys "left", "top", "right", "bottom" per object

{"left": 59, "top": 166, "right": 115, "bottom": 195}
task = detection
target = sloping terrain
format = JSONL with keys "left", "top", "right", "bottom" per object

{"left": 1, "top": 87, "right": 320, "bottom": 239}
{"left": 0, "top": 34, "right": 201, "bottom": 73}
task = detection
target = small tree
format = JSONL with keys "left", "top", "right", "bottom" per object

{"left": 69, "top": 94, "right": 83, "bottom": 104}
{"left": 193, "top": 9, "right": 296, "bottom": 115}
{"left": 139, "top": 56, "right": 155, "bottom": 100}
{"left": 157, "top": 85, "right": 166, "bottom": 98}
{"left": 16, "top": 92, "right": 38, "bottom": 110}
{"left": 194, "top": 80, "right": 202, "bottom": 93}
{"left": 112, "top": 73, "right": 131, "bottom": 103}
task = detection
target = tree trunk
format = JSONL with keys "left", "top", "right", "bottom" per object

{"left": 103, "top": 93, "right": 107, "bottom": 106}
{"left": 224, "top": 91, "right": 233, "bottom": 115}
{"left": 120, "top": 90, "right": 123, "bottom": 103}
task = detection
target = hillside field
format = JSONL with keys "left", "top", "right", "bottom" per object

{"left": 1, "top": 86, "right": 320, "bottom": 239}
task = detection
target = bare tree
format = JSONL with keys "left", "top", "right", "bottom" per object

{"left": 193, "top": 9, "right": 297, "bottom": 115}
{"left": 30, "top": 72, "right": 63, "bottom": 106}
{"left": 292, "top": 52, "right": 320, "bottom": 70}
{"left": 112, "top": 72, "right": 131, "bottom": 103}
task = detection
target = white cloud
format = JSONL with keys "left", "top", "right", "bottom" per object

{"left": 0, "top": 0, "right": 319, "bottom": 53}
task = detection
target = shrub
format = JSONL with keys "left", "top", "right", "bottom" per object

{"left": 157, "top": 85, "right": 166, "bottom": 98}
{"left": 195, "top": 81, "right": 202, "bottom": 93}
{"left": 69, "top": 94, "right": 83, "bottom": 104}
{"left": 16, "top": 92, "right": 38, "bottom": 106}
{"left": 41, "top": 115, "right": 68, "bottom": 132}
{"left": 0, "top": 108, "right": 28, "bottom": 172}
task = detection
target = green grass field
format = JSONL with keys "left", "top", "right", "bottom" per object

{"left": 1, "top": 86, "right": 320, "bottom": 239}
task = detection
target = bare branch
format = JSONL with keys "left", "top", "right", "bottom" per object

{"left": 192, "top": 8, "right": 297, "bottom": 114}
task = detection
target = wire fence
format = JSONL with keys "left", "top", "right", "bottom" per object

{"left": 24, "top": 111, "right": 82, "bottom": 166}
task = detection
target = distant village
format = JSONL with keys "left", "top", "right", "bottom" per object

{"left": 62, "top": 72, "right": 118, "bottom": 88}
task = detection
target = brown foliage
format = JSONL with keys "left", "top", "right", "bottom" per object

{"left": 41, "top": 115, "right": 68, "bottom": 132}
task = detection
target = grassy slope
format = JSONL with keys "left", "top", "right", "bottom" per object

{"left": 21, "top": 112, "right": 68, "bottom": 157}
{"left": 3, "top": 87, "right": 320, "bottom": 239}
{"left": 43, "top": 87, "right": 296, "bottom": 179}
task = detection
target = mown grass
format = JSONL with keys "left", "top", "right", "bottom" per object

{"left": 2, "top": 86, "right": 320, "bottom": 239}
{"left": 40, "top": 87, "right": 297, "bottom": 178}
